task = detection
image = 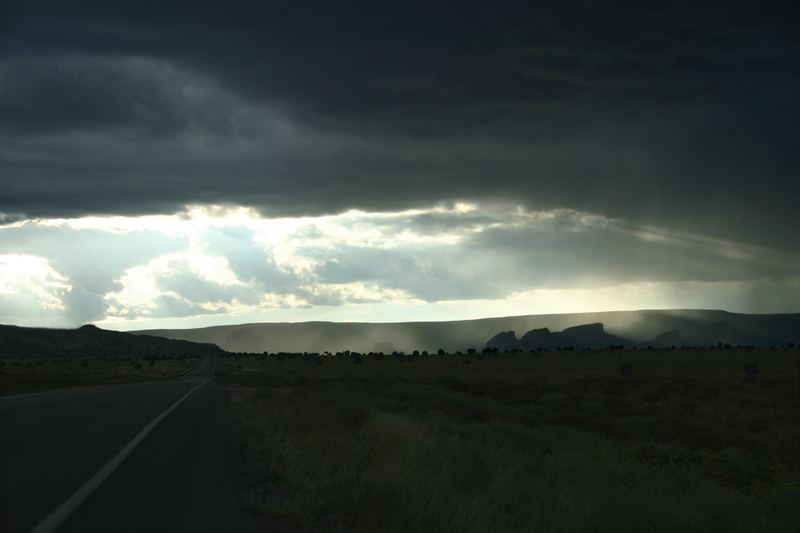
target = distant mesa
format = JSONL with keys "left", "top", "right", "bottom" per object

{"left": 486, "top": 319, "right": 787, "bottom": 351}
{"left": 639, "top": 322, "right": 772, "bottom": 348}
{"left": 520, "top": 327, "right": 565, "bottom": 350}
{"left": 0, "top": 324, "right": 224, "bottom": 359}
{"left": 557, "top": 323, "right": 626, "bottom": 348}
{"left": 131, "top": 309, "right": 798, "bottom": 353}
{"left": 645, "top": 328, "right": 684, "bottom": 348}
{"left": 487, "top": 322, "right": 629, "bottom": 350}
{"left": 485, "top": 331, "right": 518, "bottom": 351}
{"left": 696, "top": 321, "right": 767, "bottom": 345}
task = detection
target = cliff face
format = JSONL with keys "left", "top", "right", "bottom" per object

{"left": 646, "top": 329, "right": 684, "bottom": 347}
{"left": 485, "top": 331, "right": 519, "bottom": 351}
{"left": 485, "top": 318, "right": 791, "bottom": 352}
{"left": 487, "top": 323, "right": 629, "bottom": 350}
{"left": 519, "top": 328, "right": 567, "bottom": 350}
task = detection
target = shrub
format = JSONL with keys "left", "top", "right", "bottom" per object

{"left": 619, "top": 363, "right": 634, "bottom": 376}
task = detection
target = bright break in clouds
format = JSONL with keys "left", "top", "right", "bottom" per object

{"left": 1, "top": 203, "right": 797, "bottom": 328}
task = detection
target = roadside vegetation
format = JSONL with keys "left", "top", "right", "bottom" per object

{"left": 0, "top": 355, "right": 199, "bottom": 396}
{"left": 219, "top": 346, "right": 800, "bottom": 533}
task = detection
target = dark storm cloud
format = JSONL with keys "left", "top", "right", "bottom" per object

{"left": 0, "top": 57, "right": 243, "bottom": 136}
{"left": 1, "top": 1, "right": 798, "bottom": 250}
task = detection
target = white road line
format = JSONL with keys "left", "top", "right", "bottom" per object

{"left": 178, "top": 354, "right": 210, "bottom": 377}
{"left": 29, "top": 377, "right": 210, "bottom": 533}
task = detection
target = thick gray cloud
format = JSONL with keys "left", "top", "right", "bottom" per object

{"left": 0, "top": 1, "right": 797, "bottom": 255}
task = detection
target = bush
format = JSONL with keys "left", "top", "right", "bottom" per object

{"left": 620, "top": 363, "right": 634, "bottom": 376}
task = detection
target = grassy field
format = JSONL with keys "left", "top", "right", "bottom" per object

{"left": 219, "top": 347, "right": 800, "bottom": 533}
{"left": 0, "top": 355, "right": 199, "bottom": 396}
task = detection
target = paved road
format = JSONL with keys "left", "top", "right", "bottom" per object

{"left": 0, "top": 356, "right": 258, "bottom": 533}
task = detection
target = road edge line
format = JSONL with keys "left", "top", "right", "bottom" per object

{"left": 29, "top": 378, "right": 209, "bottom": 533}
{"left": 178, "top": 353, "right": 217, "bottom": 377}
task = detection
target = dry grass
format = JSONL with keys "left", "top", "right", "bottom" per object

{"left": 0, "top": 356, "right": 198, "bottom": 395}
{"left": 220, "top": 347, "right": 800, "bottom": 532}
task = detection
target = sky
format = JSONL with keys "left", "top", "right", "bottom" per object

{"left": 1, "top": 1, "right": 798, "bottom": 329}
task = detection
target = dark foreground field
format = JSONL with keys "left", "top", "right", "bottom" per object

{"left": 219, "top": 347, "right": 799, "bottom": 533}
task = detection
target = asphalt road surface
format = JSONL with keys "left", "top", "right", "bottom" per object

{"left": 0, "top": 356, "right": 259, "bottom": 533}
